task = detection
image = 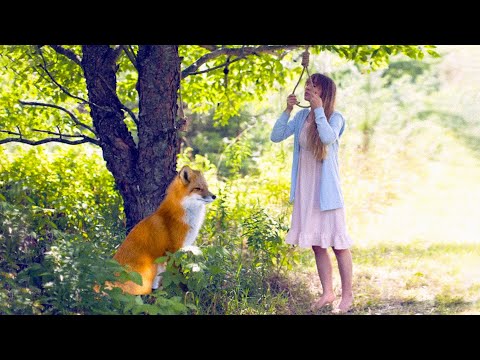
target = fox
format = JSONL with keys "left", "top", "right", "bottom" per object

{"left": 108, "top": 165, "right": 215, "bottom": 295}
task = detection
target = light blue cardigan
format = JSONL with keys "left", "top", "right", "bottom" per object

{"left": 270, "top": 107, "right": 346, "bottom": 211}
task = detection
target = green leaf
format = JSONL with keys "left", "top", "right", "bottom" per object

{"left": 154, "top": 256, "right": 168, "bottom": 263}
{"left": 427, "top": 50, "right": 440, "bottom": 58}
{"left": 162, "top": 274, "right": 172, "bottom": 287}
{"left": 128, "top": 271, "right": 143, "bottom": 286}
{"left": 131, "top": 304, "right": 154, "bottom": 315}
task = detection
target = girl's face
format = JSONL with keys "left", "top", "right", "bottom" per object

{"left": 304, "top": 79, "right": 321, "bottom": 101}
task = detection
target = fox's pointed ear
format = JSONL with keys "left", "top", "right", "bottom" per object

{"left": 179, "top": 165, "right": 191, "bottom": 185}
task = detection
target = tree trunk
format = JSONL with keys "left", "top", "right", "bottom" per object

{"left": 82, "top": 45, "right": 180, "bottom": 234}
{"left": 135, "top": 46, "right": 181, "bottom": 229}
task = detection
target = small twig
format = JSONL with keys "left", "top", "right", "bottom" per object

{"left": 121, "top": 45, "right": 137, "bottom": 69}
{"left": 112, "top": 45, "right": 123, "bottom": 63}
{"left": 32, "top": 128, "right": 87, "bottom": 138}
{"left": 39, "top": 63, "right": 89, "bottom": 105}
{"left": 15, "top": 126, "right": 22, "bottom": 138}
{"left": 189, "top": 57, "right": 244, "bottom": 76}
{"left": 36, "top": 46, "right": 110, "bottom": 111}
{"left": 216, "top": 122, "right": 255, "bottom": 171}
{"left": 128, "top": 45, "right": 137, "bottom": 60}
{"left": 49, "top": 45, "right": 82, "bottom": 66}
{"left": 119, "top": 103, "right": 139, "bottom": 126}
{"left": 97, "top": 74, "right": 139, "bottom": 126}
{"left": 0, "top": 52, "right": 45, "bottom": 94}
{"left": 0, "top": 129, "right": 21, "bottom": 136}
{"left": 223, "top": 56, "right": 230, "bottom": 89}
{"left": 198, "top": 45, "right": 218, "bottom": 51}
{"left": 19, "top": 100, "right": 97, "bottom": 136}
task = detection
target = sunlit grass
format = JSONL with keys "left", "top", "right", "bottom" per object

{"left": 352, "top": 241, "right": 479, "bottom": 314}
{"left": 283, "top": 240, "right": 480, "bottom": 315}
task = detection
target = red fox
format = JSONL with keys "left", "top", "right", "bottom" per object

{"left": 109, "top": 165, "right": 215, "bottom": 295}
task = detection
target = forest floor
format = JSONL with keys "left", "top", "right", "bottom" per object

{"left": 282, "top": 125, "right": 480, "bottom": 315}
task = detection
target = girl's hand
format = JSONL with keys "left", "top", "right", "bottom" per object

{"left": 308, "top": 91, "right": 323, "bottom": 109}
{"left": 286, "top": 94, "right": 298, "bottom": 112}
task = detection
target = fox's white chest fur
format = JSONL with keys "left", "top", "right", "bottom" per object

{"left": 152, "top": 194, "right": 208, "bottom": 289}
{"left": 181, "top": 195, "right": 207, "bottom": 247}
{"left": 152, "top": 195, "right": 206, "bottom": 290}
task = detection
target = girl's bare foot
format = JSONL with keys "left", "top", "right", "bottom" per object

{"left": 311, "top": 293, "right": 336, "bottom": 311}
{"left": 332, "top": 293, "right": 353, "bottom": 314}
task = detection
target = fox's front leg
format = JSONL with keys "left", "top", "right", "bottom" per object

{"left": 152, "top": 263, "right": 166, "bottom": 289}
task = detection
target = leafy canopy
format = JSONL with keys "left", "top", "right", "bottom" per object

{"left": 0, "top": 45, "right": 438, "bottom": 141}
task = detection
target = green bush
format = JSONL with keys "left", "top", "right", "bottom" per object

{"left": 156, "top": 175, "right": 298, "bottom": 314}
{"left": 0, "top": 146, "right": 187, "bottom": 314}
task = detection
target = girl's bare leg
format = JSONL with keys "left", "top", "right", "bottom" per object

{"left": 332, "top": 248, "right": 353, "bottom": 313}
{"left": 311, "top": 246, "right": 336, "bottom": 310}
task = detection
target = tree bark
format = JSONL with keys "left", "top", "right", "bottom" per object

{"left": 81, "top": 45, "right": 180, "bottom": 234}
{"left": 136, "top": 46, "right": 181, "bottom": 225}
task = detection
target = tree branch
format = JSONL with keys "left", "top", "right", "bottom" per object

{"left": 97, "top": 74, "right": 139, "bottom": 126}
{"left": 0, "top": 137, "right": 97, "bottom": 146}
{"left": 35, "top": 46, "right": 111, "bottom": 111}
{"left": 182, "top": 45, "right": 302, "bottom": 78}
{"left": 38, "top": 63, "right": 88, "bottom": 104}
{"left": 0, "top": 52, "right": 45, "bottom": 94}
{"left": 0, "top": 129, "right": 22, "bottom": 137}
{"left": 119, "top": 103, "right": 139, "bottom": 126}
{"left": 32, "top": 128, "right": 78, "bottom": 137}
{"left": 189, "top": 57, "right": 243, "bottom": 76}
{"left": 112, "top": 45, "right": 123, "bottom": 63}
{"left": 49, "top": 45, "right": 82, "bottom": 66}
{"left": 128, "top": 45, "right": 137, "bottom": 58}
{"left": 0, "top": 129, "right": 99, "bottom": 146}
{"left": 198, "top": 45, "right": 218, "bottom": 51}
{"left": 121, "top": 45, "right": 137, "bottom": 69}
{"left": 19, "top": 100, "right": 97, "bottom": 136}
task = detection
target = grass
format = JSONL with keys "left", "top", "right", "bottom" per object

{"left": 279, "top": 241, "right": 480, "bottom": 315}
{"left": 351, "top": 242, "right": 480, "bottom": 314}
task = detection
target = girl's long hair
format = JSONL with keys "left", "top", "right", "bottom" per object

{"left": 306, "top": 73, "right": 336, "bottom": 160}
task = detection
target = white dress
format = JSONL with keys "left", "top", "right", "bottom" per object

{"left": 285, "top": 118, "right": 353, "bottom": 249}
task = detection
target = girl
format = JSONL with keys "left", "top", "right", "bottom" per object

{"left": 270, "top": 73, "right": 353, "bottom": 313}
